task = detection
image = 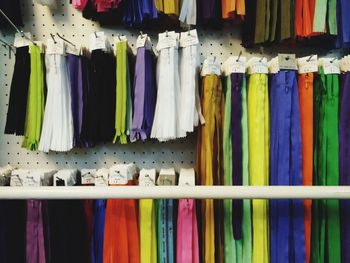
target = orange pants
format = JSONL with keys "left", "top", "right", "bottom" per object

{"left": 103, "top": 180, "right": 140, "bottom": 263}
{"left": 298, "top": 73, "right": 313, "bottom": 263}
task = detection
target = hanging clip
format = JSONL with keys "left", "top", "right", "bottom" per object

{"left": 50, "top": 33, "right": 57, "bottom": 44}
{"left": 307, "top": 54, "right": 314, "bottom": 62}
{"left": 56, "top": 32, "right": 76, "bottom": 47}
{"left": 331, "top": 57, "right": 337, "bottom": 63}
{"left": 165, "top": 30, "right": 169, "bottom": 37}
{"left": 259, "top": 56, "right": 265, "bottom": 62}
{"left": 94, "top": 31, "right": 98, "bottom": 38}
{"left": 187, "top": 26, "right": 191, "bottom": 36}
{"left": 236, "top": 50, "right": 242, "bottom": 62}
{"left": 140, "top": 31, "right": 144, "bottom": 39}
{"left": 117, "top": 34, "right": 122, "bottom": 41}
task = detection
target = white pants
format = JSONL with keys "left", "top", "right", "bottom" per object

{"left": 151, "top": 46, "right": 185, "bottom": 141}
{"left": 39, "top": 54, "right": 73, "bottom": 152}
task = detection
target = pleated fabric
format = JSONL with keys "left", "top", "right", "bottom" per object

{"left": 5, "top": 46, "right": 30, "bottom": 135}
{"left": 339, "top": 72, "right": 350, "bottom": 263}
{"left": 80, "top": 50, "right": 116, "bottom": 143}
{"left": 269, "top": 70, "right": 305, "bottom": 263}
{"left": 157, "top": 199, "right": 175, "bottom": 263}
{"left": 39, "top": 54, "right": 73, "bottom": 152}
{"left": 223, "top": 73, "right": 252, "bottom": 263}
{"left": 156, "top": 0, "right": 180, "bottom": 16}
{"left": 311, "top": 69, "right": 341, "bottom": 263}
{"left": 179, "top": 0, "right": 197, "bottom": 25}
{"left": 123, "top": 0, "right": 158, "bottom": 26}
{"left": 131, "top": 47, "right": 157, "bottom": 141}
{"left": 92, "top": 200, "right": 106, "bottom": 263}
{"left": 176, "top": 199, "right": 199, "bottom": 263}
{"left": 221, "top": 0, "right": 245, "bottom": 19}
{"left": 197, "top": 74, "right": 224, "bottom": 263}
{"left": 103, "top": 180, "right": 140, "bottom": 263}
{"left": 26, "top": 200, "right": 46, "bottom": 263}
{"left": 247, "top": 73, "right": 269, "bottom": 263}
{"left": 179, "top": 42, "right": 203, "bottom": 135}
{"left": 298, "top": 72, "right": 314, "bottom": 263}
{"left": 22, "top": 45, "right": 45, "bottom": 151}
{"left": 66, "top": 54, "right": 86, "bottom": 148}
{"left": 140, "top": 199, "right": 157, "bottom": 263}
{"left": 152, "top": 35, "right": 184, "bottom": 141}
{"left": 197, "top": 0, "right": 223, "bottom": 27}
{"left": 114, "top": 40, "right": 133, "bottom": 144}
{"left": 295, "top": 0, "right": 315, "bottom": 37}
{"left": 336, "top": 0, "right": 350, "bottom": 48}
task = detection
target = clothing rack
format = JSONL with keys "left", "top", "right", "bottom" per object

{"left": 0, "top": 186, "right": 349, "bottom": 199}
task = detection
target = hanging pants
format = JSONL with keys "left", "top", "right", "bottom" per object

{"left": 311, "top": 70, "right": 341, "bottom": 263}
{"left": 269, "top": 70, "right": 305, "bottom": 263}
{"left": 197, "top": 74, "right": 224, "bottom": 263}
{"left": 298, "top": 72, "right": 314, "bottom": 263}
{"left": 339, "top": 72, "right": 350, "bottom": 263}
{"left": 247, "top": 73, "right": 269, "bottom": 263}
{"left": 140, "top": 199, "right": 157, "bottom": 263}
{"left": 157, "top": 199, "right": 174, "bottom": 263}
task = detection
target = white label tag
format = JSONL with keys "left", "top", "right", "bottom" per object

{"left": 157, "top": 168, "right": 176, "bottom": 186}
{"left": 139, "top": 169, "right": 156, "bottom": 186}
{"left": 136, "top": 34, "right": 148, "bottom": 48}
{"left": 321, "top": 58, "right": 340, "bottom": 74}
{"left": 81, "top": 169, "right": 96, "bottom": 185}
{"left": 89, "top": 32, "right": 107, "bottom": 51}
{"left": 340, "top": 56, "right": 350, "bottom": 72}
{"left": 156, "top": 31, "right": 178, "bottom": 51}
{"left": 66, "top": 44, "right": 80, "bottom": 56}
{"left": 178, "top": 168, "right": 195, "bottom": 186}
{"left": 222, "top": 56, "right": 246, "bottom": 75}
{"left": 23, "top": 174, "right": 41, "bottom": 187}
{"left": 201, "top": 56, "right": 221, "bottom": 76}
{"left": 298, "top": 55, "right": 318, "bottom": 74}
{"left": 268, "top": 57, "right": 280, "bottom": 74}
{"left": 179, "top": 30, "right": 199, "bottom": 47}
{"left": 248, "top": 57, "right": 269, "bottom": 74}
{"left": 115, "top": 35, "right": 128, "bottom": 43}
{"left": 109, "top": 168, "right": 128, "bottom": 185}
{"left": 46, "top": 38, "right": 65, "bottom": 55}
{"left": 14, "top": 32, "right": 32, "bottom": 48}
{"left": 278, "top": 54, "right": 297, "bottom": 70}
{"left": 10, "top": 174, "right": 23, "bottom": 186}
{"left": 94, "top": 171, "right": 108, "bottom": 186}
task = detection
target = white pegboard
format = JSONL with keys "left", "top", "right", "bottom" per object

{"left": 0, "top": 0, "right": 344, "bottom": 170}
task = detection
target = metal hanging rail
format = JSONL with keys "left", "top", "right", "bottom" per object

{"left": 0, "top": 186, "right": 349, "bottom": 200}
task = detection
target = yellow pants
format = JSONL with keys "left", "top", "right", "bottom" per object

{"left": 197, "top": 74, "right": 224, "bottom": 263}
{"left": 247, "top": 74, "right": 270, "bottom": 263}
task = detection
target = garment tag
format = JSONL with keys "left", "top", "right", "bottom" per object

{"left": 156, "top": 31, "right": 178, "bottom": 51}
{"left": 321, "top": 58, "right": 340, "bottom": 74}
{"left": 94, "top": 168, "right": 109, "bottom": 186}
{"left": 157, "top": 168, "right": 176, "bottom": 186}
{"left": 10, "top": 169, "right": 29, "bottom": 187}
{"left": 46, "top": 38, "right": 65, "bottom": 55}
{"left": 278, "top": 54, "right": 297, "bottom": 70}
{"left": 340, "top": 56, "right": 350, "bottom": 72}
{"left": 201, "top": 56, "right": 221, "bottom": 76}
{"left": 139, "top": 169, "right": 156, "bottom": 186}
{"left": 14, "top": 32, "right": 32, "bottom": 48}
{"left": 179, "top": 29, "right": 199, "bottom": 47}
{"left": 298, "top": 55, "right": 318, "bottom": 74}
{"left": 22, "top": 173, "right": 41, "bottom": 187}
{"left": 222, "top": 56, "right": 247, "bottom": 75}
{"left": 247, "top": 57, "right": 268, "bottom": 74}
{"left": 136, "top": 34, "right": 148, "bottom": 48}
{"left": 66, "top": 44, "right": 81, "bottom": 56}
{"left": 109, "top": 167, "right": 128, "bottom": 185}
{"left": 178, "top": 168, "right": 195, "bottom": 186}
{"left": 268, "top": 57, "right": 280, "bottom": 74}
{"left": 115, "top": 35, "right": 128, "bottom": 43}
{"left": 81, "top": 169, "right": 96, "bottom": 185}
{"left": 89, "top": 32, "right": 107, "bottom": 51}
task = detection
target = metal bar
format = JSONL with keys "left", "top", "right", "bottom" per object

{"left": 0, "top": 186, "right": 349, "bottom": 200}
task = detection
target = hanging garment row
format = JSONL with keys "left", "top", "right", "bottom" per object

{"left": 0, "top": 165, "right": 199, "bottom": 263}
{"left": 4, "top": 30, "right": 203, "bottom": 151}
{"left": 4, "top": 30, "right": 350, "bottom": 152}
{"left": 196, "top": 54, "right": 350, "bottom": 263}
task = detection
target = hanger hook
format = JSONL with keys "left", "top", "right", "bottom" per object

{"left": 236, "top": 51, "right": 242, "bottom": 62}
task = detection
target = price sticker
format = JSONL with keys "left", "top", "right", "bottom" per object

{"left": 179, "top": 29, "right": 199, "bottom": 47}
